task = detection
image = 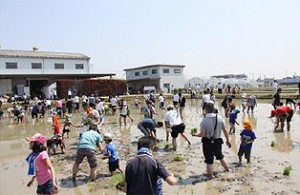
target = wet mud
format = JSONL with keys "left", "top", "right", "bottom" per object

{"left": 1, "top": 99, "right": 300, "bottom": 194}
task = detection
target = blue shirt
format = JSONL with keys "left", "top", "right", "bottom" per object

{"left": 78, "top": 130, "right": 102, "bottom": 150}
{"left": 229, "top": 112, "right": 238, "bottom": 124}
{"left": 240, "top": 129, "right": 256, "bottom": 149}
{"left": 104, "top": 142, "right": 119, "bottom": 162}
{"left": 141, "top": 118, "right": 156, "bottom": 131}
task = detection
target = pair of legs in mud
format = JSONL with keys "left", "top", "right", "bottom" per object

{"left": 72, "top": 148, "right": 98, "bottom": 181}
{"left": 119, "top": 113, "right": 134, "bottom": 126}
{"left": 274, "top": 111, "right": 293, "bottom": 131}
{"left": 169, "top": 123, "right": 191, "bottom": 151}
{"left": 202, "top": 138, "right": 230, "bottom": 178}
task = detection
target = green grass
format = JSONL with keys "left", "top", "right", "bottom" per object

{"left": 108, "top": 174, "right": 125, "bottom": 188}
{"left": 173, "top": 155, "right": 184, "bottom": 161}
{"left": 283, "top": 166, "right": 292, "bottom": 176}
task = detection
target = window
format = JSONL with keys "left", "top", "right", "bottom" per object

{"left": 6, "top": 62, "right": 17, "bottom": 69}
{"left": 163, "top": 83, "right": 170, "bottom": 88}
{"left": 75, "top": 64, "right": 84, "bottom": 69}
{"left": 152, "top": 69, "right": 158, "bottom": 74}
{"left": 54, "top": 63, "right": 64, "bottom": 69}
{"left": 31, "top": 63, "right": 42, "bottom": 69}
{"left": 143, "top": 70, "right": 148, "bottom": 75}
{"left": 163, "top": 69, "right": 169, "bottom": 73}
{"left": 135, "top": 72, "right": 140, "bottom": 76}
{"left": 174, "top": 69, "right": 181, "bottom": 74}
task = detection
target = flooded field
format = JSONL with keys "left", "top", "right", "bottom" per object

{"left": 0, "top": 99, "right": 300, "bottom": 195}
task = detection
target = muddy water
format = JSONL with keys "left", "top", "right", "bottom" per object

{"left": 0, "top": 99, "right": 300, "bottom": 195}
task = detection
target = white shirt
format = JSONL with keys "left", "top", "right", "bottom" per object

{"left": 45, "top": 100, "right": 51, "bottom": 106}
{"left": 165, "top": 110, "right": 182, "bottom": 127}
{"left": 73, "top": 96, "right": 79, "bottom": 103}
{"left": 217, "top": 84, "right": 222, "bottom": 89}
{"left": 202, "top": 94, "right": 211, "bottom": 103}
{"left": 120, "top": 105, "right": 128, "bottom": 115}
{"left": 82, "top": 109, "right": 100, "bottom": 129}
{"left": 96, "top": 102, "right": 105, "bottom": 111}
{"left": 158, "top": 95, "right": 164, "bottom": 103}
{"left": 173, "top": 94, "right": 180, "bottom": 102}
{"left": 82, "top": 95, "right": 88, "bottom": 102}
{"left": 273, "top": 82, "right": 278, "bottom": 90}
{"left": 68, "top": 90, "right": 72, "bottom": 96}
{"left": 111, "top": 98, "right": 117, "bottom": 106}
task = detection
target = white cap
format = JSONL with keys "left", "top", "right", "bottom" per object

{"left": 104, "top": 133, "right": 112, "bottom": 139}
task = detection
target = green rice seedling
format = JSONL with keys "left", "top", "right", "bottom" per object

{"left": 164, "top": 143, "right": 171, "bottom": 149}
{"left": 173, "top": 155, "right": 184, "bottom": 161}
{"left": 283, "top": 166, "right": 292, "bottom": 176}
{"left": 191, "top": 128, "right": 197, "bottom": 134}
{"left": 271, "top": 141, "right": 275, "bottom": 147}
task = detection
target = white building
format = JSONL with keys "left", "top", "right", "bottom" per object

{"left": 124, "top": 64, "right": 185, "bottom": 93}
{"left": 0, "top": 49, "right": 114, "bottom": 97}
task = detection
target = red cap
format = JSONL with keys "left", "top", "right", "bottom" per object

{"left": 270, "top": 110, "right": 277, "bottom": 117}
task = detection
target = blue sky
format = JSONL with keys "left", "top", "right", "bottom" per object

{"left": 1, "top": 0, "right": 299, "bottom": 79}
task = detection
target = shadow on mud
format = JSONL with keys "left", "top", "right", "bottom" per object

{"left": 60, "top": 173, "right": 112, "bottom": 189}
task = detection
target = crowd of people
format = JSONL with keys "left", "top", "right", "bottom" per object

{"left": 0, "top": 84, "right": 299, "bottom": 194}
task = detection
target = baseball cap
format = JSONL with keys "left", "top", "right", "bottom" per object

{"left": 270, "top": 110, "right": 277, "bottom": 117}
{"left": 243, "top": 120, "right": 253, "bottom": 129}
{"left": 104, "top": 133, "right": 112, "bottom": 140}
{"left": 26, "top": 133, "right": 46, "bottom": 145}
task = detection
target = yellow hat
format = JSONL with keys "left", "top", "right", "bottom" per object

{"left": 243, "top": 120, "right": 253, "bottom": 129}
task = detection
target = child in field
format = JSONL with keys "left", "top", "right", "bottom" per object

{"left": 238, "top": 120, "right": 256, "bottom": 165}
{"left": 229, "top": 108, "right": 240, "bottom": 134}
{"left": 102, "top": 133, "right": 124, "bottom": 175}
{"left": 62, "top": 114, "right": 80, "bottom": 138}
{"left": 52, "top": 112, "right": 61, "bottom": 135}
{"left": 26, "top": 133, "right": 58, "bottom": 194}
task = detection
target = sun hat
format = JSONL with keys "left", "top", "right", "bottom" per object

{"left": 26, "top": 133, "right": 46, "bottom": 145}
{"left": 243, "top": 120, "right": 253, "bottom": 129}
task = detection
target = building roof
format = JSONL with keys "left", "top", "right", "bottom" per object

{"left": 124, "top": 64, "right": 185, "bottom": 71}
{"left": 0, "top": 73, "right": 115, "bottom": 79}
{"left": 211, "top": 74, "right": 247, "bottom": 79}
{"left": 0, "top": 49, "right": 90, "bottom": 60}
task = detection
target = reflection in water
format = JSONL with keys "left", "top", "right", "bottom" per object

{"left": 239, "top": 166, "right": 255, "bottom": 194}
{"left": 0, "top": 100, "right": 300, "bottom": 195}
{"left": 229, "top": 134, "right": 238, "bottom": 155}
{"left": 272, "top": 132, "right": 293, "bottom": 153}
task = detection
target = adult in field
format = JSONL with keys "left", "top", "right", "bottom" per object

{"left": 192, "top": 101, "right": 231, "bottom": 178}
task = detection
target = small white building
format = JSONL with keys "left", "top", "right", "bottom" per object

{"left": 0, "top": 49, "right": 114, "bottom": 97}
{"left": 124, "top": 64, "right": 185, "bottom": 93}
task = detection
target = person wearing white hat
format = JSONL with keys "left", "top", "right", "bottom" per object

{"left": 102, "top": 133, "right": 123, "bottom": 175}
